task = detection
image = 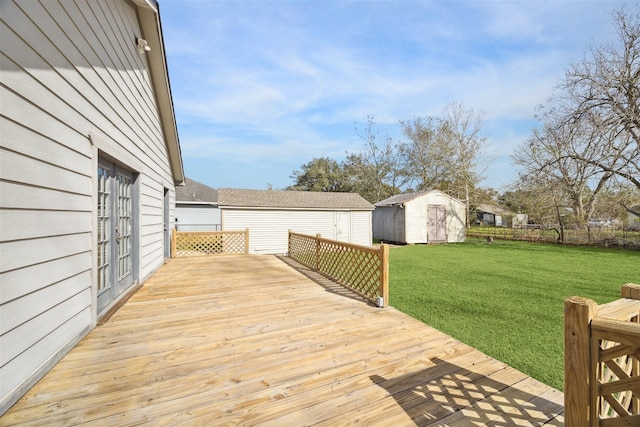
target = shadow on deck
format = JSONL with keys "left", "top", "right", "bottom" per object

{"left": 2, "top": 255, "right": 564, "bottom": 426}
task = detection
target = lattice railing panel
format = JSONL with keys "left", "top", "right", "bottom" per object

{"left": 173, "top": 230, "right": 248, "bottom": 257}
{"left": 288, "top": 231, "right": 388, "bottom": 306}
{"left": 318, "top": 240, "right": 382, "bottom": 300}
{"left": 592, "top": 314, "right": 640, "bottom": 422}
{"left": 288, "top": 232, "right": 318, "bottom": 269}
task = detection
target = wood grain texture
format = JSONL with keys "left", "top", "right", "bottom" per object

{"left": 2, "top": 255, "right": 564, "bottom": 425}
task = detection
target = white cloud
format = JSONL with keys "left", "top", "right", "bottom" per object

{"left": 161, "top": 0, "right": 633, "bottom": 190}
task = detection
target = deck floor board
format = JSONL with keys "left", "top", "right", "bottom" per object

{"left": 2, "top": 255, "right": 564, "bottom": 426}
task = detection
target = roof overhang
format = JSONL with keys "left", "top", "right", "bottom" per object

{"left": 219, "top": 206, "right": 375, "bottom": 212}
{"left": 176, "top": 201, "right": 219, "bottom": 207}
{"left": 132, "top": 0, "right": 184, "bottom": 184}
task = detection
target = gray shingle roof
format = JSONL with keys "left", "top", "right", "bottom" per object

{"left": 375, "top": 189, "right": 463, "bottom": 207}
{"left": 217, "top": 188, "right": 374, "bottom": 210}
{"left": 375, "top": 190, "right": 437, "bottom": 206}
{"left": 176, "top": 178, "right": 218, "bottom": 203}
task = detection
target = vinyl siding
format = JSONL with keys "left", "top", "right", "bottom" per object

{"left": 350, "top": 210, "right": 373, "bottom": 246}
{"left": 222, "top": 209, "right": 372, "bottom": 254}
{"left": 372, "top": 192, "right": 466, "bottom": 244}
{"left": 0, "top": 0, "right": 177, "bottom": 413}
{"left": 223, "top": 210, "right": 335, "bottom": 254}
{"left": 372, "top": 206, "right": 406, "bottom": 243}
{"left": 176, "top": 205, "right": 222, "bottom": 231}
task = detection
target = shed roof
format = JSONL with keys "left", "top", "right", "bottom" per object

{"left": 176, "top": 178, "right": 218, "bottom": 204}
{"left": 375, "top": 190, "right": 463, "bottom": 207}
{"left": 217, "top": 188, "right": 374, "bottom": 210}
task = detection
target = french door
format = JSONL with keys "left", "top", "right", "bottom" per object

{"left": 97, "top": 159, "right": 136, "bottom": 313}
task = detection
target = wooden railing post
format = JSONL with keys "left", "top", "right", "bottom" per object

{"left": 171, "top": 228, "right": 176, "bottom": 258}
{"left": 564, "top": 296, "right": 598, "bottom": 427}
{"left": 622, "top": 283, "right": 640, "bottom": 417}
{"left": 379, "top": 244, "right": 389, "bottom": 307}
{"left": 315, "top": 234, "right": 321, "bottom": 272}
{"left": 245, "top": 228, "right": 250, "bottom": 254}
{"left": 621, "top": 283, "right": 640, "bottom": 300}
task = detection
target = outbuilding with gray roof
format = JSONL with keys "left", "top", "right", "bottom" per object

{"left": 373, "top": 190, "right": 466, "bottom": 244}
{"left": 217, "top": 188, "right": 375, "bottom": 254}
{"left": 175, "top": 178, "right": 221, "bottom": 231}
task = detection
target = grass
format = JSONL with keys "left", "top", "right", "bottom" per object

{"left": 388, "top": 237, "right": 640, "bottom": 391}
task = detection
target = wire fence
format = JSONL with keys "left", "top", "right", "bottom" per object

{"left": 467, "top": 225, "right": 640, "bottom": 250}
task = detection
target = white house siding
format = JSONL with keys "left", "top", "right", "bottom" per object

{"left": 0, "top": 0, "right": 177, "bottom": 413}
{"left": 350, "top": 210, "right": 373, "bottom": 247}
{"left": 176, "top": 205, "right": 222, "bottom": 231}
{"left": 404, "top": 199, "right": 428, "bottom": 244}
{"left": 406, "top": 191, "right": 466, "bottom": 244}
{"left": 222, "top": 209, "right": 372, "bottom": 254}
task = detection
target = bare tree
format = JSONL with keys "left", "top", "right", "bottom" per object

{"left": 504, "top": 175, "right": 574, "bottom": 242}
{"left": 555, "top": 7, "right": 640, "bottom": 189}
{"left": 348, "top": 116, "right": 406, "bottom": 203}
{"left": 513, "top": 115, "right": 613, "bottom": 224}
{"left": 400, "top": 103, "right": 486, "bottom": 225}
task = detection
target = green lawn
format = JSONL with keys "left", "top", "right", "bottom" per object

{"left": 388, "top": 238, "right": 640, "bottom": 391}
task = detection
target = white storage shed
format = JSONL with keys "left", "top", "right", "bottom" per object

{"left": 175, "top": 178, "right": 221, "bottom": 231}
{"left": 373, "top": 190, "right": 466, "bottom": 244}
{"left": 218, "top": 189, "right": 375, "bottom": 254}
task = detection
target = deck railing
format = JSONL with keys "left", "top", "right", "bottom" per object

{"left": 171, "top": 229, "right": 249, "bottom": 257}
{"left": 564, "top": 283, "right": 640, "bottom": 426}
{"left": 287, "top": 231, "right": 389, "bottom": 307}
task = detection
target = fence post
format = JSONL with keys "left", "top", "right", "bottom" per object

{"left": 315, "top": 234, "right": 321, "bottom": 272}
{"left": 171, "top": 228, "right": 176, "bottom": 258}
{"left": 621, "top": 283, "right": 640, "bottom": 300}
{"left": 245, "top": 228, "right": 250, "bottom": 254}
{"left": 564, "top": 296, "right": 598, "bottom": 427}
{"left": 379, "top": 244, "right": 389, "bottom": 307}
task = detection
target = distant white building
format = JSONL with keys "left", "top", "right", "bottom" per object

{"left": 175, "top": 178, "right": 221, "bottom": 231}
{"left": 476, "top": 204, "right": 510, "bottom": 227}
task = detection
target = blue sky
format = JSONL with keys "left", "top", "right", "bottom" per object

{"left": 160, "top": 0, "right": 627, "bottom": 193}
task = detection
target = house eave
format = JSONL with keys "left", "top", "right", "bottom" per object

{"left": 177, "top": 201, "right": 219, "bottom": 207}
{"left": 133, "top": 0, "right": 184, "bottom": 185}
{"left": 219, "top": 206, "right": 375, "bottom": 212}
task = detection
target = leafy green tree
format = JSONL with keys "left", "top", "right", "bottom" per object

{"left": 286, "top": 157, "right": 352, "bottom": 192}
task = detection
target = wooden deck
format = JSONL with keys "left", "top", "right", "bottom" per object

{"left": 3, "top": 255, "right": 564, "bottom": 426}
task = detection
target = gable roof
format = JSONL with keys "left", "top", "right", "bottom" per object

{"left": 375, "top": 190, "right": 463, "bottom": 207}
{"left": 133, "top": 0, "right": 184, "bottom": 184}
{"left": 217, "top": 189, "right": 374, "bottom": 210}
{"left": 476, "top": 204, "right": 510, "bottom": 215}
{"left": 176, "top": 178, "right": 218, "bottom": 204}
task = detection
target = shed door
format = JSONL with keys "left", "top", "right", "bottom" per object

{"left": 336, "top": 212, "right": 351, "bottom": 242}
{"left": 427, "top": 205, "right": 447, "bottom": 243}
{"left": 97, "top": 159, "right": 136, "bottom": 313}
